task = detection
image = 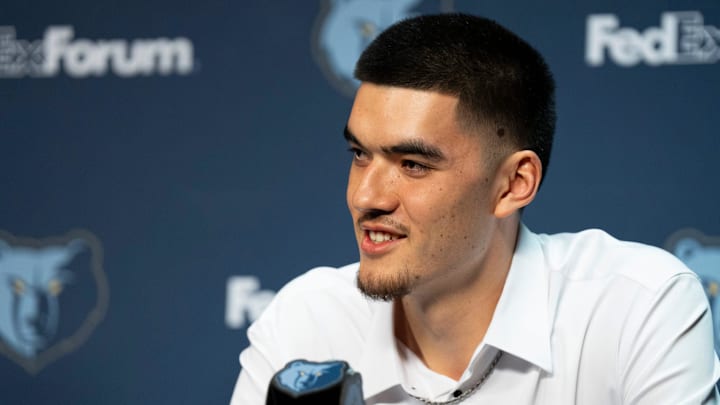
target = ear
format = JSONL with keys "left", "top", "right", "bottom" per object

{"left": 493, "top": 150, "right": 542, "bottom": 218}
{"left": 674, "top": 238, "right": 701, "bottom": 260}
{"left": 65, "top": 238, "right": 85, "bottom": 255}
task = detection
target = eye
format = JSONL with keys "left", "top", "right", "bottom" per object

{"left": 48, "top": 279, "right": 63, "bottom": 296}
{"left": 348, "top": 147, "right": 370, "bottom": 164}
{"left": 401, "top": 160, "right": 430, "bottom": 176}
{"left": 707, "top": 281, "right": 718, "bottom": 298}
{"left": 13, "top": 279, "right": 25, "bottom": 295}
{"left": 356, "top": 20, "right": 378, "bottom": 40}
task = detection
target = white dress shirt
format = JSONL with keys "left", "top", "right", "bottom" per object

{"left": 231, "top": 225, "right": 720, "bottom": 404}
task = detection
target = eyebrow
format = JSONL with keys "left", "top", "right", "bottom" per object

{"left": 343, "top": 126, "right": 446, "bottom": 162}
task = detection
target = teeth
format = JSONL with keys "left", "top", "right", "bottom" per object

{"left": 368, "top": 231, "right": 398, "bottom": 243}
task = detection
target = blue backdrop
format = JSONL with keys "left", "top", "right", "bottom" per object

{"left": 1, "top": 1, "right": 719, "bottom": 404}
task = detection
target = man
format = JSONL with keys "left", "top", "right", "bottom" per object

{"left": 231, "top": 13, "right": 719, "bottom": 404}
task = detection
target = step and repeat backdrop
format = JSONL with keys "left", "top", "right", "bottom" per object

{"left": 1, "top": 0, "right": 718, "bottom": 403}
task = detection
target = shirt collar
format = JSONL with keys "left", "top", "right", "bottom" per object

{"left": 357, "top": 298, "right": 401, "bottom": 397}
{"left": 357, "top": 224, "right": 553, "bottom": 398}
{"left": 483, "top": 223, "right": 553, "bottom": 373}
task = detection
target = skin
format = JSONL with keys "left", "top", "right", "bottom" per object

{"left": 345, "top": 83, "right": 542, "bottom": 379}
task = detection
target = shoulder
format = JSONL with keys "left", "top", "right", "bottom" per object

{"left": 535, "top": 228, "right": 697, "bottom": 292}
{"left": 273, "top": 263, "right": 362, "bottom": 302}
{"left": 235, "top": 263, "right": 371, "bottom": 404}
{"left": 244, "top": 262, "right": 374, "bottom": 361}
{"left": 251, "top": 262, "right": 371, "bottom": 335}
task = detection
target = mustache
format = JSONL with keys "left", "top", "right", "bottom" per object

{"left": 357, "top": 211, "right": 409, "bottom": 234}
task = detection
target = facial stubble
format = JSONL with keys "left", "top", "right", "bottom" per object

{"left": 356, "top": 263, "right": 416, "bottom": 301}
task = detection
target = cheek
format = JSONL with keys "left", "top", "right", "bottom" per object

{"left": 403, "top": 186, "right": 444, "bottom": 226}
{"left": 409, "top": 182, "right": 490, "bottom": 238}
{"left": 404, "top": 186, "right": 467, "bottom": 242}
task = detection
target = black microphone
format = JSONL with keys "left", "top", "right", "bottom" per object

{"left": 266, "top": 359, "right": 365, "bottom": 405}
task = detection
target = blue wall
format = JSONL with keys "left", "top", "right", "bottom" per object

{"left": 1, "top": 1, "right": 719, "bottom": 403}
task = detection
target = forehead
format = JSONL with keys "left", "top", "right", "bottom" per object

{"left": 347, "top": 83, "right": 472, "bottom": 147}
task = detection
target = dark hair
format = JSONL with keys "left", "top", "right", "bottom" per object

{"left": 354, "top": 13, "right": 556, "bottom": 180}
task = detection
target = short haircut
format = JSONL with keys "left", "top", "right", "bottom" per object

{"left": 354, "top": 13, "right": 556, "bottom": 180}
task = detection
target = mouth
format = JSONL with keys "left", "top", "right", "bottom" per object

{"left": 367, "top": 230, "right": 402, "bottom": 243}
{"left": 359, "top": 226, "right": 407, "bottom": 255}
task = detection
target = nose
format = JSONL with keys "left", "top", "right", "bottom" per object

{"left": 348, "top": 161, "right": 399, "bottom": 214}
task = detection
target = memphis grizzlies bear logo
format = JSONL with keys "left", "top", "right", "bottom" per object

{"left": 272, "top": 359, "right": 363, "bottom": 403}
{"left": 312, "top": 0, "right": 454, "bottom": 97}
{"left": 666, "top": 229, "right": 720, "bottom": 353}
{"left": 0, "top": 229, "right": 108, "bottom": 374}
{"left": 276, "top": 360, "right": 345, "bottom": 393}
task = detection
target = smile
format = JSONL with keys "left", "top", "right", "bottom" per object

{"left": 368, "top": 230, "right": 400, "bottom": 243}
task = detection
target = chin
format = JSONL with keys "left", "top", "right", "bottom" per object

{"left": 356, "top": 263, "right": 412, "bottom": 301}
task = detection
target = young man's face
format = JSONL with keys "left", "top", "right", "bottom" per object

{"left": 345, "top": 83, "right": 503, "bottom": 300}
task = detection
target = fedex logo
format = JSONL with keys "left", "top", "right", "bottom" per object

{"left": 225, "top": 276, "right": 275, "bottom": 329}
{"left": 0, "top": 26, "right": 194, "bottom": 78}
{"left": 586, "top": 11, "right": 720, "bottom": 66}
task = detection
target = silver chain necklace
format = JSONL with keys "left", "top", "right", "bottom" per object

{"left": 406, "top": 351, "right": 503, "bottom": 405}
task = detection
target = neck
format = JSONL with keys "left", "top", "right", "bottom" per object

{"left": 394, "top": 220, "right": 519, "bottom": 380}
